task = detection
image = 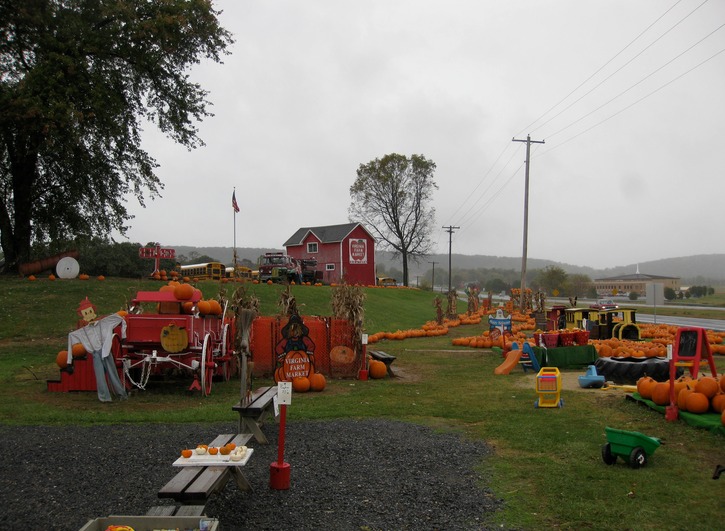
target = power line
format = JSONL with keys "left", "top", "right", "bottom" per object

{"left": 531, "top": 0, "right": 712, "bottom": 138}
{"left": 515, "top": 0, "right": 686, "bottom": 137}
{"left": 544, "top": 21, "right": 725, "bottom": 141}
{"left": 536, "top": 45, "right": 725, "bottom": 157}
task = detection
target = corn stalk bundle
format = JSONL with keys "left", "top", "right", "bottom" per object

{"left": 230, "top": 286, "right": 260, "bottom": 403}
{"left": 278, "top": 285, "right": 299, "bottom": 317}
{"left": 331, "top": 283, "right": 365, "bottom": 355}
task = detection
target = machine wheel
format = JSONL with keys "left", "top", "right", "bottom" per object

{"left": 628, "top": 447, "right": 647, "bottom": 469}
{"left": 200, "top": 334, "right": 214, "bottom": 396}
{"left": 602, "top": 444, "right": 617, "bottom": 465}
{"left": 220, "top": 323, "right": 234, "bottom": 381}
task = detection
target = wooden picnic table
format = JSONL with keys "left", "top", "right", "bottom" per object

{"left": 158, "top": 432, "right": 254, "bottom": 504}
{"left": 232, "top": 385, "right": 278, "bottom": 444}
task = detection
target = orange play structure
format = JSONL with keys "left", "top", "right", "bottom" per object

{"left": 494, "top": 349, "right": 522, "bottom": 375}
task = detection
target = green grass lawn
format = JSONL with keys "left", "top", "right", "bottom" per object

{"left": 0, "top": 276, "right": 723, "bottom": 530}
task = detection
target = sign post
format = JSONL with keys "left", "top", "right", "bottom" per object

{"left": 270, "top": 381, "right": 292, "bottom": 490}
{"left": 138, "top": 243, "right": 175, "bottom": 275}
{"left": 359, "top": 333, "right": 369, "bottom": 381}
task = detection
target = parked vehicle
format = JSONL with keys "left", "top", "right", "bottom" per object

{"left": 300, "top": 259, "right": 322, "bottom": 284}
{"left": 179, "top": 262, "right": 225, "bottom": 280}
{"left": 591, "top": 298, "right": 618, "bottom": 310}
{"left": 258, "top": 252, "right": 303, "bottom": 283}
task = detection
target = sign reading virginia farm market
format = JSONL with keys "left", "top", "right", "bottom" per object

{"left": 349, "top": 238, "right": 367, "bottom": 264}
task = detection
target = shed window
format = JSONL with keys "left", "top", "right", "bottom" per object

{"left": 326, "top": 263, "right": 335, "bottom": 271}
{"left": 307, "top": 242, "right": 318, "bottom": 253}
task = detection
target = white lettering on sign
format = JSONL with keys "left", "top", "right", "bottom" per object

{"left": 349, "top": 239, "right": 367, "bottom": 264}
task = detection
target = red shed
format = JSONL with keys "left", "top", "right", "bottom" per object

{"left": 284, "top": 223, "right": 376, "bottom": 285}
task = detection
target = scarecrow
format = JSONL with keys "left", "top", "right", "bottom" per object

{"left": 67, "top": 297, "right": 128, "bottom": 402}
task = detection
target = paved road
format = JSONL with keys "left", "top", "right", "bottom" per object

{"left": 636, "top": 313, "right": 725, "bottom": 332}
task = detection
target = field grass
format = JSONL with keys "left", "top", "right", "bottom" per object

{"left": 0, "top": 277, "right": 723, "bottom": 529}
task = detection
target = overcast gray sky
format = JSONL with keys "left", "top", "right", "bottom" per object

{"left": 119, "top": 0, "right": 725, "bottom": 269}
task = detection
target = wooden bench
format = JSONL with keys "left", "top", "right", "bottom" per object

{"left": 369, "top": 350, "right": 397, "bottom": 377}
{"left": 232, "top": 385, "right": 278, "bottom": 444}
{"left": 158, "top": 432, "right": 253, "bottom": 504}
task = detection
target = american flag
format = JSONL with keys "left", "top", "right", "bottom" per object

{"left": 232, "top": 191, "right": 240, "bottom": 213}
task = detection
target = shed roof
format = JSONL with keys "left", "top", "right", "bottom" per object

{"left": 594, "top": 272, "right": 680, "bottom": 282}
{"left": 283, "top": 222, "right": 374, "bottom": 247}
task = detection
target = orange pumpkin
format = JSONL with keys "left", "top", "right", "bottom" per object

{"left": 181, "top": 449, "right": 193, "bottom": 458}
{"left": 685, "top": 392, "right": 710, "bottom": 414}
{"left": 56, "top": 350, "right": 69, "bottom": 369}
{"left": 174, "top": 283, "right": 194, "bottom": 300}
{"left": 208, "top": 300, "right": 223, "bottom": 315}
{"left": 677, "top": 388, "right": 693, "bottom": 411}
{"left": 710, "top": 394, "right": 725, "bottom": 413}
{"left": 369, "top": 360, "right": 387, "bottom": 379}
{"left": 636, "top": 376, "right": 656, "bottom": 400}
{"left": 309, "top": 373, "right": 326, "bottom": 392}
{"left": 330, "top": 345, "right": 355, "bottom": 365}
{"left": 651, "top": 382, "right": 671, "bottom": 406}
{"left": 71, "top": 343, "right": 87, "bottom": 358}
{"left": 197, "top": 300, "right": 211, "bottom": 315}
{"left": 292, "top": 376, "right": 311, "bottom": 392}
{"left": 695, "top": 377, "right": 719, "bottom": 399}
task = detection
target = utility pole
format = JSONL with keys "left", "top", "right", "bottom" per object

{"left": 428, "top": 261, "right": 438, "bottom": 291}
{"left": 442, "top": 226, "right": 460, "bottom": 293}
{"left": 512, "top": 135, "right": 544, "bottom": 312}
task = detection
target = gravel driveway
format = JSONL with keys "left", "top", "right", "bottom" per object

{"left": 0, "top": 419, "right": 502, "bottom": 530}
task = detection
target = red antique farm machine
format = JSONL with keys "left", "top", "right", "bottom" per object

{"left": 115, "top": 290, "right": 236, "bottom": 396}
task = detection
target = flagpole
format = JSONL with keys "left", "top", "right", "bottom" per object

{"left": 233, "top": 187, "right": 238, "bottom": 271}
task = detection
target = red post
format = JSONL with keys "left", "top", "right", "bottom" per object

{"left": 269, "top": 403, "right": 290, "bottom": 489}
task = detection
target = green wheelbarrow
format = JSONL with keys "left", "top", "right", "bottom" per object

{"left": 601, "top": 426, "right": 661, "bottom": 469}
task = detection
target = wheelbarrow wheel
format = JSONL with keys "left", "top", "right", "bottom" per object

{"left": 601, "top": 443, "right": 617, "bottom": 465}
{"left": 628, "top": 447, "right": 647, "bottom": 469}
{"left": 200, "top": 334, "right": 214, "bottom": 397}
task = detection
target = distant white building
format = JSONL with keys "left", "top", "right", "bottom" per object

{"left": 593, "top": 267, "right": 680, "bottom": 297}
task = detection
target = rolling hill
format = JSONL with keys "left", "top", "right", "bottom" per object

{"left": 169, "top": 244, "right": 725, "bottom": 284}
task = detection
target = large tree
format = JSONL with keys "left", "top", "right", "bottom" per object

{"left": 0, "top": 0, "right": 232, "bottom": 272}
{"left": 349, "top": 153, "right": 437, "bottom": 286}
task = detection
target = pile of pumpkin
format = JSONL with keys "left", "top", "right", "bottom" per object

{"left": 591, "top": 338, "right": 669, "bottom": 358}
{"left": 636, "top": 374, "right": 725, "bottom": 425}
{"left": 158, "top": 282, "right": 224, "bottom": 315}
{"left": 452, "top": 329, "right": 534, "bottom": 349}
{"left": 367, "top": 318, "right": 460, "bottom": 344}
{"left": 289, "top": 372, "right": 327, "bottom": 392}
{"left": 638, "top": 323, "right": 725, "bottom": 354}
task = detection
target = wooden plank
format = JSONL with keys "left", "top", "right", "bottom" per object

{"left": 158, "top": 466, "right": 204, "bottom": 500}
{"left": 146, "top": 505, "right": 176, "bottom": 516}
{"left": 182, "top": 466, "right": 230, "bottom": 502}
{"left": 175, "top": 505, "right": 206, "bottom": 516}
{"left": 232, "top": 387, "right": 277, "bottom": 416}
